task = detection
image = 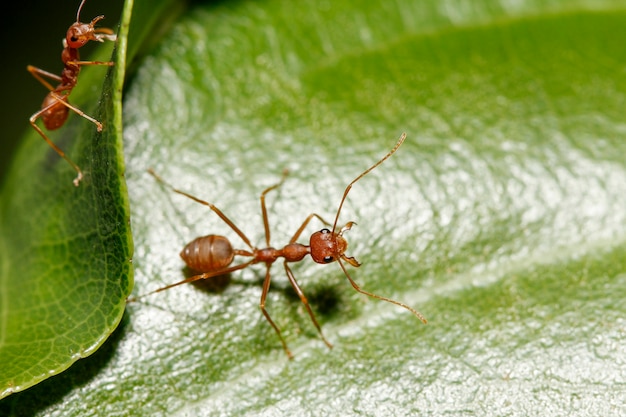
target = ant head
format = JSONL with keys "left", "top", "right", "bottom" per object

{"left": 309, "top": 222, "right": 361, "bottom": 267}
{"left": 66, "top": 16, "right": 106, "bottom": 48}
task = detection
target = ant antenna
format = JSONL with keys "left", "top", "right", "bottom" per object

{"left": 331, "top": 132, "right": 407, "bottom": 233}
{"left": 76, "top": 0, "right": 87, "bottom": 22}
{"left": 329, "top": 132, "right": 426, "bottom": 324}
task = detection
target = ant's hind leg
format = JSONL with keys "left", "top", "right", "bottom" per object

{"left": 147, "top": 169, "right": 256, "bottom": 251}
{"left": 49, "top": 92, "right": 104, "bottom": 131}
{"left": 29, "top": 107, "right": 83, "bottom": 187}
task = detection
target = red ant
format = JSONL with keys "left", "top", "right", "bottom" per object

{"left": 129, "top": 133, "right": 426, "bottom": 358}
{"left": 27, "top": 0, "right": 116, "bottom": 186}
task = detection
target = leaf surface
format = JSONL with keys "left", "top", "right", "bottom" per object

{"left": 3, "top": 0, "right": 626, "bottom": 415}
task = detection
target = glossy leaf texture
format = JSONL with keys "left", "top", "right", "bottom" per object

{"left": 0, "top": 0, "right": 133, "bottom": 400}
{"left": 4, "top": 0, "right": 626, "bottom": 415}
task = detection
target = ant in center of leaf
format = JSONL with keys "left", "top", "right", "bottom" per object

{"left": 128, "top": 133, "right": 426, "bottom": 359}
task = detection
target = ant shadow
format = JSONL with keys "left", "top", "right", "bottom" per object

{"left": 284, "top": 280, "right": 342, "bottom": 318}
{"left": 182, "top": 265, "right": 343, "bottom": 320}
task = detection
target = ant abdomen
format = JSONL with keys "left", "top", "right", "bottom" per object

{"left": 41, "top": 94, "right": 69, "bottom": 130}
{"left": 180, "top": 235, "right": 235, "bottom": 272}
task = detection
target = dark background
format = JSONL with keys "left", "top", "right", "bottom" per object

{"left": 0, "top": 0, "right": 122, "bottom": 181}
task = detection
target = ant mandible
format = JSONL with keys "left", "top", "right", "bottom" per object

{"left": 27, "top": 0, "right": 116, "bottom": 186}
{"left": 129, "top": 133, "right": 427, "bottom": 359}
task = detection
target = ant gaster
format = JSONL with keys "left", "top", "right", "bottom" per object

{"left": 129, "top": 133, "right": 427, "bottom": 358}
{"left": 27, "top": 0, "right": 116, "bottom": 186}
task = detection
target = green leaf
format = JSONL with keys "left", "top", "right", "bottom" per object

{"left": 4, "top": 0, "right": 626, "bottom": 415}
{"left": 0, "top": 0, "right": 134, "bottom": 399}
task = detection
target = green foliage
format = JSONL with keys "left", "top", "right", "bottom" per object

{"left": 0, "top": 0, "right": 134, "bottom": 401}
{"left": 2, "top": 0, "right": 626, "bottom": 415}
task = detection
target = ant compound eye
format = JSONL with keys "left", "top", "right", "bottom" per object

{"left": 66, "top": 32, "right": 83, "bottom": 48}
{"left": 321, "top": 228, "right": 331, "bottom": 234}
{"left": 323, "top": 256, "right": 334, "bottom": 263}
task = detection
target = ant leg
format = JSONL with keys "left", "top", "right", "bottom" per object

{"left": 68, "top": 60, "right": 115, "bottom": 67}
{"left": 93, "top": 27, "right": 117, "bottom": 43}
{"left": 147, "top": 169, "right": 255, "bottom": 250}
{"left": 27, "top": 65, "right": 63, "bottom": 92}
{"left": 30, "top": 105, "right": 83, "bottom": 186}
{"left": 284, "top": 262, "right": 333, "bottom": 349}
{"left": 48, "top": 92, "right": 104, "bottom": 131}
{"left": 259, "top": 263, "right": 293, "bottom": 359}
{"left": 127, "top": 260, "right": 255, "bottom": 302}
{"left": 336, "top": 258, "right": 427, "bottom": 324}
{"left": 289, "top": 213, "right": 332, "bottom": 244}
{"left": 260, "top": 169, "right": 288, "bottom": 246}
